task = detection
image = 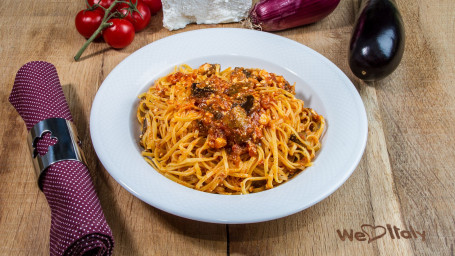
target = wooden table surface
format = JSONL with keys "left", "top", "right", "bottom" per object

{"left": 1, "top": 0, "right": 454, "bottom": 255}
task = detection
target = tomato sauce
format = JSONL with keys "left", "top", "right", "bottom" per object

{"left": 164, "top": 64, "right": 295, "bottom": 160}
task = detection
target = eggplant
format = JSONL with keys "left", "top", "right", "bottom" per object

{"left": 191, "top": 83, "right": 215, "bottom": 97}
{"left": 348, "top": 0, "right": 405, "bottom": 81}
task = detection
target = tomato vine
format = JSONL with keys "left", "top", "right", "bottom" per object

{"left": 74, "top": 0, "right": 141, "bottom": 61}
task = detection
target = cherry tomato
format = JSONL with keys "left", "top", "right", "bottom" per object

{"left": 117, "top": 2, "right": 151, "bottom": 32}
{"left": 87, "top": 0, "right": 116, "bottom": 10}
{"left": 103, "top": 18, "right": 135, "bottom": 49}
{"left": 113, "top": 0, "right": 140, "bottom": 13}
{"left": 142, "top": 0, "right": 162, "bottom": 14}
{"left": 75, "top": 9, "right": 104, "bottom": 39}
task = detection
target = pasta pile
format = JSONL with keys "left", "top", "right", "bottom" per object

{"left": 137, "top": 64, "right": 325, "bottom": 194}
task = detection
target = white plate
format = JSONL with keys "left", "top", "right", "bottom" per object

{"left": 90, "top": 28, "right": 368, "bottom": 224}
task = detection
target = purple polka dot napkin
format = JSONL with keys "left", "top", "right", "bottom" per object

{"left": 9, "top": 61, "right": 114, "bottom": 256}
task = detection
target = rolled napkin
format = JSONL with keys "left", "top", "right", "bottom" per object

{"left": 9, "top": 61, "right": 114, "bottom": 256}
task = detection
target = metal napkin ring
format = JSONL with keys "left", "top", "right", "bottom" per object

{"left": 27, "top": 118, "right": 87, "bottom": 189}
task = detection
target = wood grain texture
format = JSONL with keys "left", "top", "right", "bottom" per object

{"left": 1, "top": 0, "right": 454, "bottom": 255}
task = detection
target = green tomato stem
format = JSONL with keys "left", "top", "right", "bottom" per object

{"left": 74, "top": 22, "right": 110, "bottom": 61}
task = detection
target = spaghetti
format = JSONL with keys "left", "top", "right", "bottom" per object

{"left": 137, "top": 64, "right": 325, "bottom": 194}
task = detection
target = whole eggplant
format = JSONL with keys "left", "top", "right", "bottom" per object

{"left": 348, "top": 0, "right": 405, "bottom": 81}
